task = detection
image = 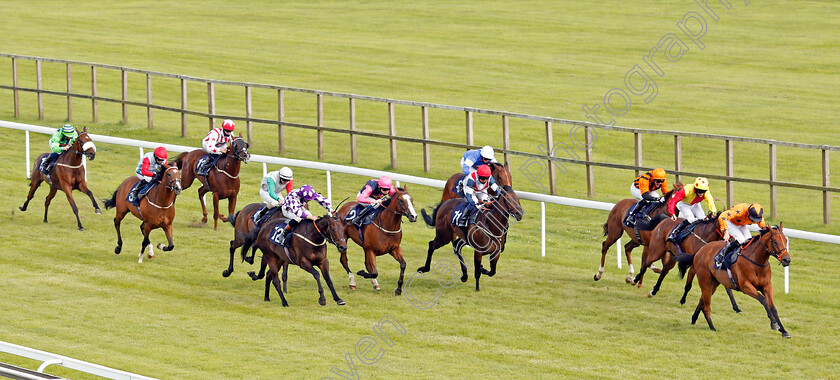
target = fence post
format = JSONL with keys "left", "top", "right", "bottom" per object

{"left": 502, "top": 115, "right": 510, "bottom": 163}
{"left": 388, "top": 102, "right": 397, "bottom": 169}
{"left": 36, "top": 60, "right": 43, "bottom": 120}
{"left": 326, "top": 170, "right": 332, "bottom": 205}
{"left": 725, "top": 139, "right": 734, "bottom": 208}
{"left": 422, "top": 106, "right": 430, "bottom": 173}
{"left": 146, "top": 74, "right": 153, "bottom": 129}
{"left": 245, "top": 86, "right": 253, "bottom": 146}
{"left": 465, "top": 110, "right": 473, "bottom": 146}
{"left": 823, "top": 149, "right": 830, "bottom": 224}
{"left": 278, "top": 89, "right": 285, "bottom": 154}
{"left": 586, "top": 126, "right": 594, "bottom": 197}
{"left": 674, "top": 135, "right": 682, "bottom": 185}
{"left": 545, "top": 121, "right": 556, "bottom": 195}
{"left": 12, "top": 57, "right": 19, "bottom": 118}
{"left": 317, "top": 93, "right": 324, "bottom": 160}
{"left": 66, "top": 63, "right": 72, "bottom": 122}
{"left": 769, "top": 144, "right": 777, "bottom": 219}
{"left": 634, "top": 132, "right": 642, "bottom": 177}
{"left": 350, "top": 98, "right": 357, "bottom": 164}
{"left": 180, "top": 78, "right": 187, "bottom": 137}
{"left": 121, "top": 69, "right": 128, "bottom": 125}
{"left": 207, "top": 82, "right": 215, "bottom": 130}
{"left": 91, "top": 66, "right": 98, "bottom": 123}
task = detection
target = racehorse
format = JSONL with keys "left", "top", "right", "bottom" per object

{"left": 593, "top": 185, "right": 682, "bottom": 284}
{"left": 676, "top": 225, "right": 791, "bottom": 337}
{"left": 246, "top": 215, "right": 348, "bottom": 306}
{"left": 440, "top": 161, "right": 513, "bottom": 202}
{"left": 223, "top": 202, "right": 284, "bottom": 278}
{"left": 20, "top": 128, "right": 100, "bottom": 230}
{"left": 103, "top": 166, "right": 182, "bottom": 263}
{"left": 631, "top": 214, "right": 742, "bottom": 313}
{"left": 172, "top": 135, "right": 249, "bottom": 230}
{"left": 418, "top": 187, "right": 523, "bottom": 291}
{"left": 335, "top": 187, "right": 418, "bottom": 295}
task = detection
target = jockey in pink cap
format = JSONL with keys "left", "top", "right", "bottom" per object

{"left": 352, "top": 176, "right": 397, "bottom": 227}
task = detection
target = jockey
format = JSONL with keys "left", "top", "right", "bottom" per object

{"left": 353, "top": 176, "right": 397, "bottom": 227}
{"left": 198, "top": 119, "right": 235, "bottom": 175}
{"left": 43, "top": 124, "right": 78, "bottom": 172}
{"left": 717, "top": 203, "right": 768, "bottom": 266}
{"left": 460, "top": 145, "right": 497, "bottom": 175}
{"left": 625, "top": 168, "right": 670, "bottom": 227}
{"left": 132, "top": 146, "right": 168, "bottom": 201}
{"left": 254, "top": 167, "right": 294, "bottom": 225}
{"left": 275, "top": 185, "right": 334, "bottom": 244}
{"left": 462, "top": 165, "right": 500, "bottom": 224}
{"left": 667, "top": 177, "right": 717, "bottom": 242}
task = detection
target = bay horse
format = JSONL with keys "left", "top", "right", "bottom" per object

{"left": 440, "top": 161, "right": 513, "bottom": 202}
{"left": 418, "top": 187, "right": 523, "bottom": 291}
{"left": 593, "top": 185, "right": 682, "bottom": 283}
{"left": 172, "top": 135, "right": 250, "bottom": 230}
{"left": 246, "top": 216, "right": 348, "bottom": 306}
{"left": 103, "top": 166, "right": 183, "bottom": 263}
{"left": 631, "top": 214, "right": 742, "bottom": 313}
{"left": 222, "top": 202, "right": 284, "bottom": 278}
{"left": 335, "top": 187, "right": 418, "bottom": 295}
{"left": 676, "top": 225, "right": 791, "bottom": 337}
{"left": 20, "top": 128, "right": 100, "bottom": 230}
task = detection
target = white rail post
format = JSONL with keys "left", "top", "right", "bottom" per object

{"left": 326, "top": 170, "right": 332, "bottom": 205}
{"left": 25, "top": 130, "right": 30, "bottom": 179}
{"left": 785, "top": 238, "right": 790, "bottom": 294}
{"left": 139, "top": 147, "right": 144, "bottom": 159}
{"left": 262, "top": 162, "right": 267, "bottom": 177}
{"left": 541, "top": 202, "right": 546, "bottom": 257}
{"left": 83, "top": 155, "right": 87, "bottom": 182}
{"left": 617, "top": 237, "right": 622, "bottom": 269}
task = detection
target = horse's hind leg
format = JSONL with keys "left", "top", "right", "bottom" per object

{"left": 248, "top": 253, "right": 268, "bottom": 281}
{"left": 418, "top": 229, "right": 451, "bottom": 273}
{"left": 79, "top": 181, "right": 101, "bottom": 214}
{"left": 282, "top": 263, "right": 289, "bottom": 294}
{"left": 20, "top": 175, "right": 43, "bottom": 211}
{"left": 680, "top": 267, "right": 697, "bottom": 305}
{"left": 265, "top": 255, "right": 288, "bottom": 306}
{"left": 198, "top": 185, "right": 210, "bottom": 224}
{"left": 356, "top": 248, "right": 380, "bottom": 291}
{"left": 224, "top": 238, "right": 239, "bottom": 277}
{"left": 596, "top": 221, "right": 623, "bottom": 281}
{"left": 391, "top": 246, "right": 407, "bottom": 296}
{"left": 319, "top": 259, "right": 346, "bottom": 305}
{"left": 623, "top": 239, "right": 640, "bottom": 283}
{"left": 159, "top": 223, "right": 175, "bottom": 251}
{"left": 648, "top": 253, "right": 677, "bottom": 297}
{"left": 113, "top": 211, "right": 126, "bottom": 254}
{"left": 43, "top": 187, "right": 58, "bottom": 223}
{"left": 701, "top": 285, "right": 718, "bottom": 331}
{"left": 725, "top": 288, "right": 741, "bottom": 314}
{"left": 263, "top": 271, "right": 272, "bottom": 302}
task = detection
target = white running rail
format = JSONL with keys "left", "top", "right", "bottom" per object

{"left": 0, "top": 341, "right": 156, "bottom": 379}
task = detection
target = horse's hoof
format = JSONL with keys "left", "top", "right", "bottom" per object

{"left": 282, "top": 302, "right": 289, "bottom": 307}
{"left": 460, "top": 275, "right": 468, "bottom": 283}
{"left": 593, "top": 273, "right": 602, "bottom": 281}
{"left": 337, "top": 299, "right": 346, "bottom": 306}
{"left": 95, "top": 209, "right": 102, "bottom": 215}
{"left": 18, "top": 206, "right": 25, "bottom": 211}
{"left": 735, "top": 309, "right": 743, "bottom": 314}
{"left": 156, "top": 243, "right": 166, "bottom": 250}
{"left": 319, "top": 299, "right": 327, "bottom": 306}
{"left": 373, "top": 285, "right": 381, "bottom": 291}
{"left": 637, "top": 282, "right": 643, "bottom": 289}
{"left": 114, "top": 246, "right": 121, "bottom": 255}
{"left": 147, "top": 253, "right": 154, "bottom": 260}
{"left": 349, "top": 285, "right": 357, "bottom": 290}
{"left": 245, "top": 257, "right": 254, "bottom": 265}
{"left": 201, "top": 217, "right": 208, "bottom": 223}
{"left": 647, "top": 290, "right": 654, "bottom": 298}
{"left": 78, "top": 227, "right": 85, "bottom": 231}
{"left": 394, "top": 288, "right": 402, "bottom": 296}
{"left": 417, "top": 266, "right": 429, "bottom": 273}
{"left": 771, "top": 323, "right": 780, "bottom": 331}
{"left": 625, "top": 276, "right": 633, "bottom": 284}
{"left": 247, "top": 271, "right": 258, "bottom": 280}
{"left": 222, "top": 270, "right": 232, "bottom": 278}
{"left": 782, "top": 331, "right": 791, "bottom": 339}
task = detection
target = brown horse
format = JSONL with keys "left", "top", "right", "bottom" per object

{"left": 418, "top": 187, "right": 523, "bottom": 291}
{"left": 20, "top": 128, "right": 100, "bottom": 230}
{"left": 172, "top": 135, "right": 250, "bottom": 230}
{"left": 676, "top": 225, "right": 791, "bottom": 337}
{"left": 222, "top": 202, "right": 285, "bottom": 277}
{"left": 246, "top": 216, "right": 348, "bottom": 306}
{"left": 631, "top": 214, "right": 742, "bottom": 313}
{"left": 440, "top": 162, "right": 513, "bottom": 202}
{"left": 103, "top": 166, "right": 183, "bottom": 263}
{"left": 593, "top": 185, "right": 682, "bottom": 283}
{"left": 336, "top": 187, "right": 418, "bottom": 295}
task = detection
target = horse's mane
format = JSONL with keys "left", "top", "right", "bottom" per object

{"left": 663, "top": 182, "right": 684, "bottom": 200}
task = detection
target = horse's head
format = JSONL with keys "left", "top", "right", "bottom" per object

{"left": 663, "top": 182, "right": 684, "bottom": 202}
{"left": 390, "top": 186, "right": 417, "bottom": 223}
{"left": 322, "top": 215, "right": 347, "bottom": 254}
{"left": 760, "top": 223, "right": 791, "bottom": 267}
{"left": 75, "top": 128, "right": 96, "bottom": 160}
{"left": 230, "top": 135, "right": 250, "bottom": 163}
{"left": 163, "top": 166, "right": 182, "bottom": 195}
{"left": 496, "top": 186, "right": 524, "bottom": 221}
{"left": 491, "top": 161, "right": 513, "bottom": 188}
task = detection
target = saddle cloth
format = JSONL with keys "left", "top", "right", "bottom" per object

{"left": 451, "top": 200, "right": 472, "bottom": 228}
{"left": 269, "top": 221, "right": 295, "bottom": 248}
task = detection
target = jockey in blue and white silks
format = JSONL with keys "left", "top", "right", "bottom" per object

{"left": 460, "top": 145, "right": 497, "bottom": 175}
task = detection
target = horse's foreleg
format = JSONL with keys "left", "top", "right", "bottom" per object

{"left": 391, "top": 246, "right": 407, "bottom": 296}
{"left": 198, "top": 185, "right": 210, "bottom": 224}
{"left": 761, "top": 285, "right": 790, "bottom": 338}
{"left": 43, "top": 187, "right": 58, "bottom": 223}
{"left": 741, "top": 283, "right": 779, "bottom": 333}
{"left": 79, "top": 182, "right": 101, "bottom": 214}
{"left": 319, "top": 260, "right": 346, "bottom": 305}
{"left": 299, "top": 258, "right": 326, "bottom": 306}
{"left": 452, "top": 239, "right": 469, "bottom": 283}
{"left": 223, "top": 195, "right": 237, "bottom": 222}
{"left": 60, "top": 185, "right": 84, "bottom": 231}
{"left": 212, "top": 192, "right": 221, "bottom": 230}
{"left": 418, "top": 227, "right": 451, "bottom": 273}
{"left": 725, "top": 288, "right": 741, "bottom": 314}
{"left": 20, "top": 175, "right": 43, "bottom": 211}
{"left": 474, "top": 250, "right": 484, "bottom": 292}
{"left": 339, "top": 249, "right": 356, "bottom": 290}
{"left": 139, "top": 222, "right": 153, "bottom": 263}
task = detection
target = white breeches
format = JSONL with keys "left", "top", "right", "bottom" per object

{"left": 259, "top": 189, "right": 281, "bottom": 209}
{"left": 676, "top": 202, "right": 705, "bottom": 223}
{"left": 136, "top": 173, "right": 153, "bottom": 182}
{"left": 726, "top": 221, "right": 751, "bottom": 244}
{"left": 630, "top": 184, "right": 661, "bottom": 200}
{"left": 282, "top": 206, "right": 312, "bottom": 223}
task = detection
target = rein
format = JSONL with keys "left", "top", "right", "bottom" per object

{"left": 213, "top": 161, "right": 240, "bottom": 179}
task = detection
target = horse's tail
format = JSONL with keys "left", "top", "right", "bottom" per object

{"left": 676, "top": 252, "right": 696, "bottom": 278}
{"left": 171, "top": 151, "right": 189, "bottom": 169}
{"left": 103, "top": 188, "right": 119, "bottom": 210}
{"left": 421, "top": 202, "right": 442, "bottom": 227}
{"left": 241, "top": 226, "right": 262, "bottom": 255}
{"left": 230, "top": 210, "right": 240, "bottom": 227}
{"left": 602, "top": 222, "right": 609, "bottom": 236}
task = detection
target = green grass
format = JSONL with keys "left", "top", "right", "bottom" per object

{"left": 0, "top": 0, "right": 839, "bottom": 379}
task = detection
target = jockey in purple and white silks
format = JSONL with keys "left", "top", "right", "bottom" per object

{"left": 274, "top": 185, "right": 334, "bottom": 243}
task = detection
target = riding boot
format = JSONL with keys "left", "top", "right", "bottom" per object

{"left": 716, "top": 240, "right": 740, "bottom": 267}
{"left": 354, "top": 206, "right": 372, "bottom": 227}
{"left": 279, "top": 223, "right": 293, "bottom": 245}
{"left": 667, "top": 219, "right": 691, "bottom": 243}
{"left": 253, "top": 207, "right": 266, "bottom": 225}
{"left": 624, "top": 201, "right": 644, "bottom": 227}
{"left": 132, "top": 180, "right": 149, "bottom": 201}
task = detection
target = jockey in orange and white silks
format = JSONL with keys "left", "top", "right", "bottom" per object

{"left": 625, "top": 168, "right": 670, "bottom": 228}
{"left": 202, "top": 119, "right": 235, "bottom": 155}
{"left": 715, "top": 203, "right": 768, "bottom": 266}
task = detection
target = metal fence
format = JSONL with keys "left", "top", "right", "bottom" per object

{"left": 1, "top": 53, "right": 837, "bottom": 223}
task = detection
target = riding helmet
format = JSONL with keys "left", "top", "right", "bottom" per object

{"left": 278, "top": 166, "right": 293, "bottom": 181}
{"left": 222, "top": 119, "right": 235, "bottom": 131}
